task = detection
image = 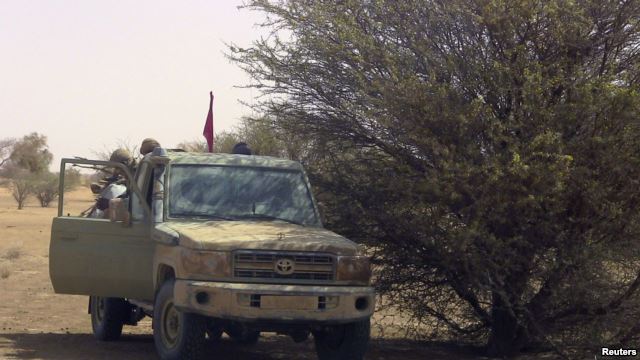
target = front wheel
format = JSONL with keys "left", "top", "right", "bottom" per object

{"left": 153, "top": 280, "right": 206, "bottom": 360}
{"left": 313, "top": 319, "right": 371, "bottom": 360}
{"left": 90, "top": 296, "right": 129, "bottom": 341}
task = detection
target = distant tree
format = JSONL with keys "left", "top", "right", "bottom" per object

{"left": 3, "top": 133, "right": 59, "bottom": 209}
{"left": 92, "top": 139, "right": 139, "bottom": 162}
{"left": 64, "top": 168, "right": 82, "bottom": 190}
{"left": 33, "top": 172, "right": 59, "bottom": 207}
{"left": 5, "top": 166, "right": 33, "bottom": 210}
{"left": 232, "top": 0, "right": 640, "bottom": 356}
{"left": 0, "top": 137, "right": 15, "bottom": 170}
{"left": 30, "top": 169, "right": 81, "bottom": 208}
{"left": 10, "top": 133, "right": 52, "bottom": 174}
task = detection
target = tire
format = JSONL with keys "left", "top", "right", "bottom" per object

{"left": 313, "top": 319, "right": 371, "bottom": 360}
{"left": 90, "top": 296, "right": 129, "bottom": 341}
{"left": 153, "top": 280, "right": 206, "bottom": 360}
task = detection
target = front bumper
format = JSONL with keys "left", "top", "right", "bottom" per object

{"left": 173, "top": 280, "right": 375, "bottom": 323}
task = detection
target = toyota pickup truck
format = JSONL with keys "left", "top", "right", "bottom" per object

{"left": 49, "top": 148, "right": 374, "bottom": 360}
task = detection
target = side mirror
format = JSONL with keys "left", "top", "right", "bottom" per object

{"left": 108, "top": 198, "right": 131, "bottom": 225}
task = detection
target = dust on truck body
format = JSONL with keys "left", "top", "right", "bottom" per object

{"left": 49, "top": 149, "right": 375, "bottom": 360}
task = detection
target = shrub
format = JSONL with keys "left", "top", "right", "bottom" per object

{"left": 33, "top": 172, "right": 59, "bottom": 208}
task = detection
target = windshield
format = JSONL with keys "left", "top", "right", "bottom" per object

{"left": 168, "top": 165, "right": 320, "bottom": 226}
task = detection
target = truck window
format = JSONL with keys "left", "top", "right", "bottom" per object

{"left": 168, "top": 165, "right": 320, "bottom": 226}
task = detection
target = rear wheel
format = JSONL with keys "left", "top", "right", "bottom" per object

{"left": 313, "top": 319, "right": 370, "bottom": 360}
{"left": 90, "top": 296, "right": 129, "bottom": 341}
{"left": 153, "top": 280, "right": 206, "bottom": 360}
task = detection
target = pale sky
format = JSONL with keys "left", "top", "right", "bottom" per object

{"left": 0, "top": 0, "right": 266, "bottom": 168}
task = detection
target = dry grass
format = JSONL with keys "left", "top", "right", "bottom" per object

{"left": 3, "top": 246, "right": 22, "bottom": 260}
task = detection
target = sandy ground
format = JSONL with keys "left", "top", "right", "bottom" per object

{"left": 0, "top": 186, "right": 551, "bottom": 359}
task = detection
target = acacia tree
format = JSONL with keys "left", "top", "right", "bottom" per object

{"left": 10, "top": 132, "right": 52, "bottom": 174}
{"left": 231, "top": 0, "right": 640, "bottom": 356}
{"left": 33, "top": 172, "right": 59, "bottom": 207}
{"left": 4, "top": 133, "right": 55, "bottom": 209}
{"left": 5, "top": 166, "right": 33, "bottom": 210}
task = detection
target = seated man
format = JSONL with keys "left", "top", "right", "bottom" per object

{"left": 87, "top": 148, "right": 133, "bottom": 219}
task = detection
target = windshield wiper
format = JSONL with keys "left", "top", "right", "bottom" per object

{"left": 238, "top": 214, "right": 304, "bottom": 226}
{"left": 173, "top": 214, "right": 235, "bottom": 221}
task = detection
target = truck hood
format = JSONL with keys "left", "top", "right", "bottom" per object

{"left": 162, "top": 221, "right": 360, "bottom": 256}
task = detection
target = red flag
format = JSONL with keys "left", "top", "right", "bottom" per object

{"left": 202, "top": 91, "right": 215, "bottom": 152}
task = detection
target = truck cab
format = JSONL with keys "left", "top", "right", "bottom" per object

{"left": 49, "top": 149, "right": 374, "bottom": 360}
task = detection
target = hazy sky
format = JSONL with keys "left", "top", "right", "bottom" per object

{"left": 0, "top": 0, "right": 267, "bottom": 167}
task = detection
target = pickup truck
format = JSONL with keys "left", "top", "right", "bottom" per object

{"left": 49, "top": 148, "right": 375, "bottom": 360}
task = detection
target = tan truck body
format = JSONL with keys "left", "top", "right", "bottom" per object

{"left": 49, "top": 151, "right": 374, "bottom": 359}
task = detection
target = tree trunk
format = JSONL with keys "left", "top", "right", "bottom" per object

{"left": 486, "top": 292, "right": 529, "bottom": 357}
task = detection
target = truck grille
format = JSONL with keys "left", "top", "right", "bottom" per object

{"left": 233, "top": 251, "right": 335, "bottom": 282}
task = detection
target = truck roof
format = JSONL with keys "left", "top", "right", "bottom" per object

{"left": 165, "top": 151, "right": 304, "bottom": 171}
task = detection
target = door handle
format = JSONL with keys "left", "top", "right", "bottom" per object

{"left": 60, "top": 235, "right": 78, "bottom": 241}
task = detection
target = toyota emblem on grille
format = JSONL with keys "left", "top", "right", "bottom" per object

{"left": 274, "top": 258, "right": 295, "bottom": 275}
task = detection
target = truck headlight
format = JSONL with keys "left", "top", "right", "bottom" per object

{"left": 336, "top": 256, "right": 371, "bottom": 285}
{"left": 181, "top": 249, "right": 231, "bottom": 278}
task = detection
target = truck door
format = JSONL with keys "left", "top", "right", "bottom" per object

{"left": 49, "top": 159, "right": 155, "bottom": 301}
